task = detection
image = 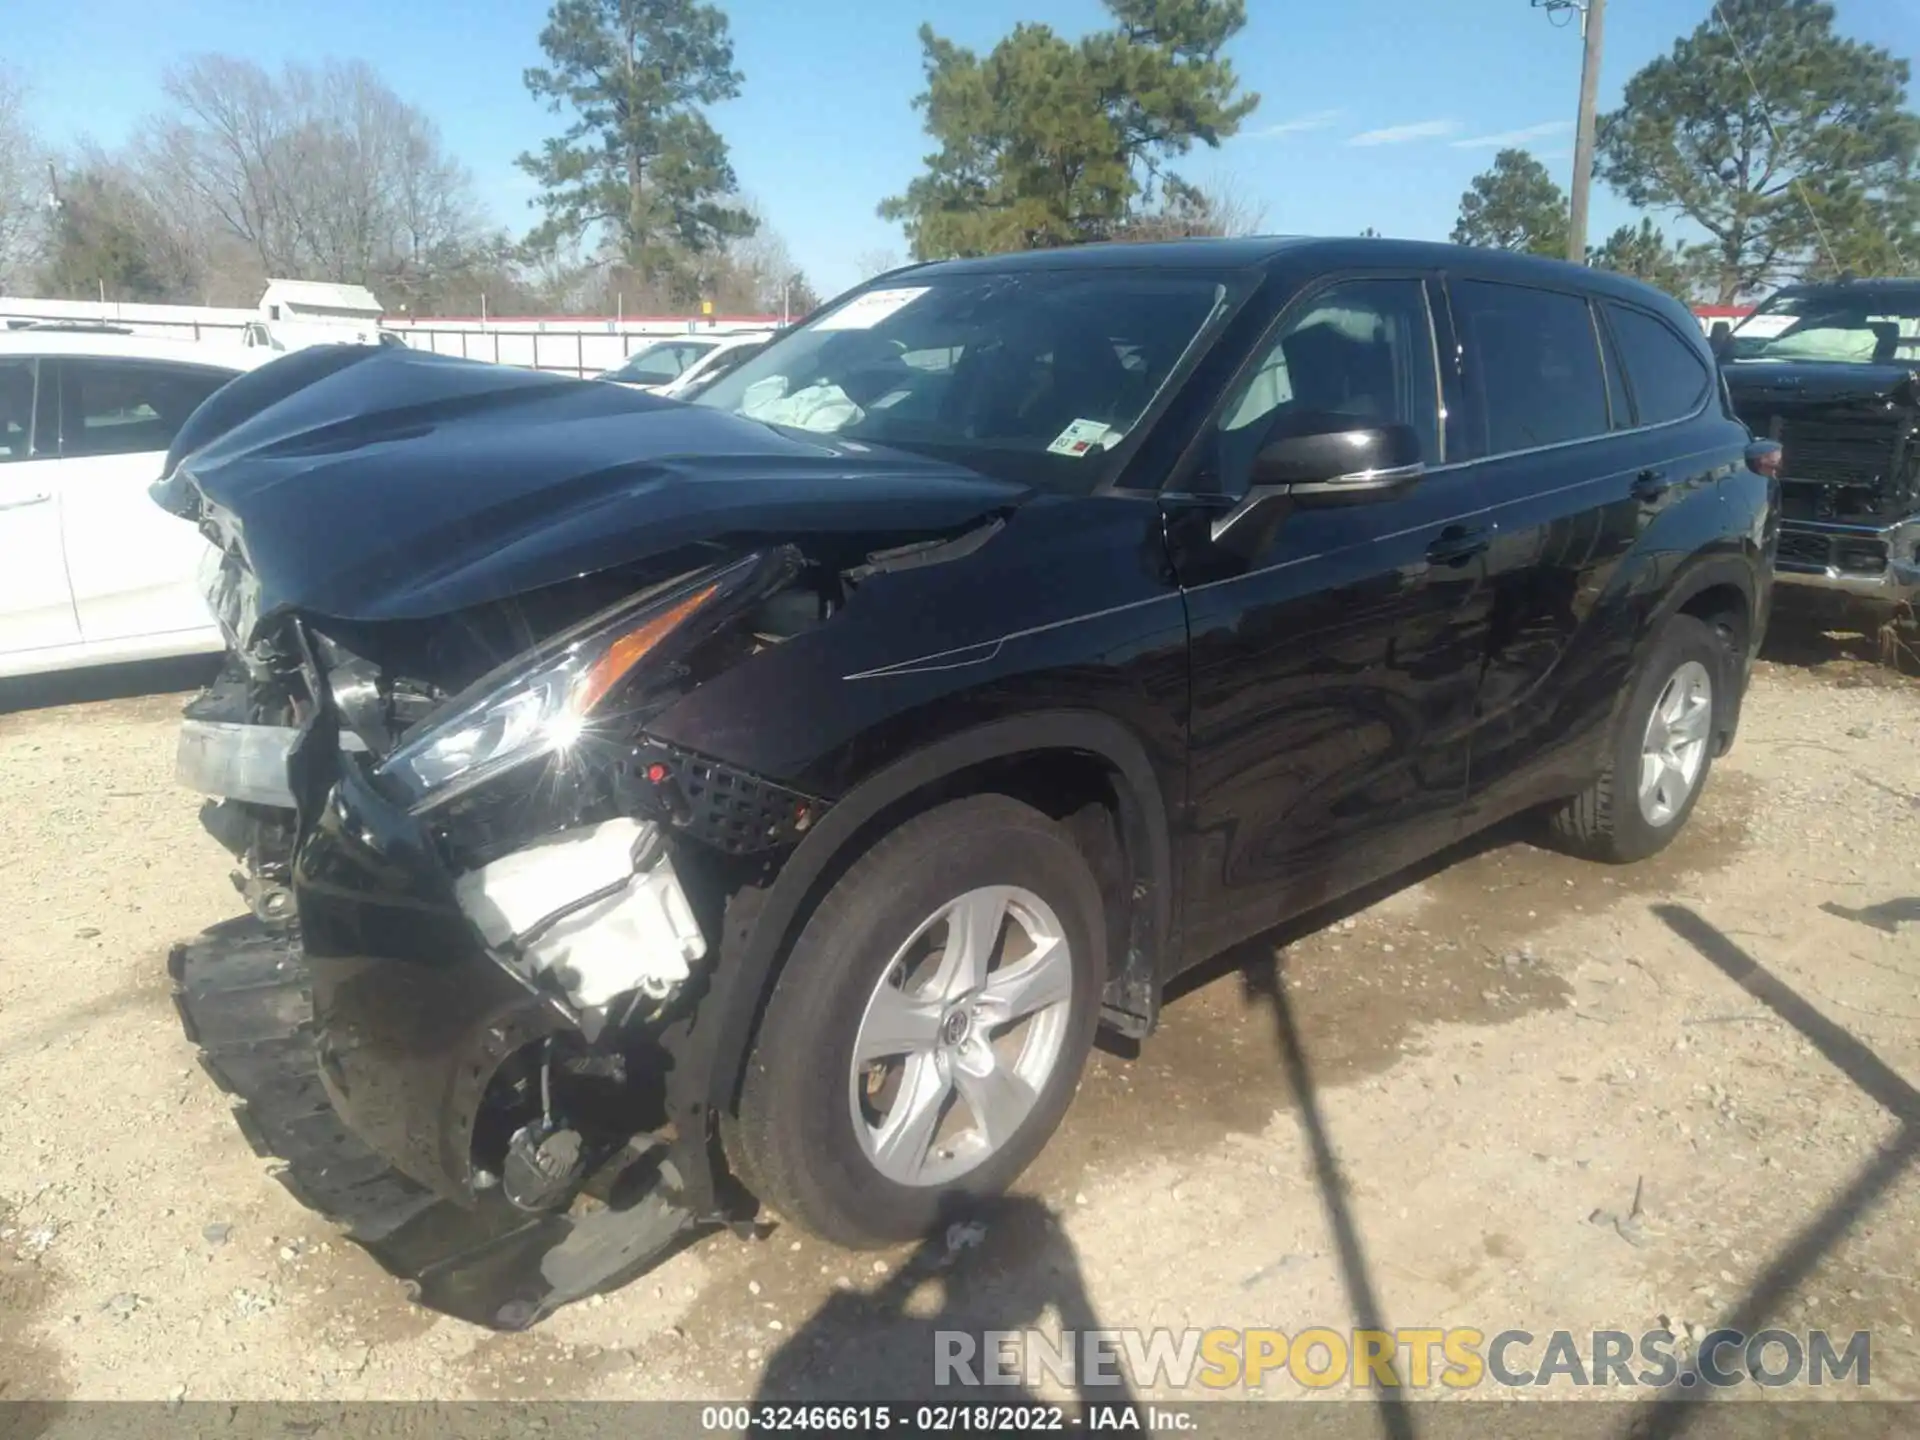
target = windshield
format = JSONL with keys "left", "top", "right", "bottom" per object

{"left": 675, "top": 340, "right": 766, "bottom": 396}
{"left": 1729, "top": 288, "right": 1920, "bottom": 365}
{"left": 603, "top": 339, "right": 716, "bottom": 385}
{"left": 690, "top": 269, "right": 1234, "bottom": 491}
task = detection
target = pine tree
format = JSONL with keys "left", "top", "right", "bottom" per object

{"left": 879, "top": 1, "right": 1259, "bottom": 258}
{"left": 519, "top": 0, "right": 755, "bottom": 300}
{"left": 1450, "top": 150, "right": 1570, "bottom": 257}
{"left": 1598, "top": 0, "right": 1920, "bottom": 299}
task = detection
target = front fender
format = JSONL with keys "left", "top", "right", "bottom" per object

{"left": 668, "top": 710, "right": 1177, "bottom": 1130}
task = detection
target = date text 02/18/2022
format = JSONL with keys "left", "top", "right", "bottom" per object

{"left": 697, "top": 1403, "right": 1198, "bottom": 1432}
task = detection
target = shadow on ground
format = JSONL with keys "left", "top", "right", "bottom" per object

{"left": 749, "top": 1194, "right": 1130, "bottom": 1414}
{"left": 1626, "top": 905, "right": 1918, "bottom": 1435}
{"left": 0, "top": 654, "right": 220, "bottom": 715}
{"left": 739, "top": 892, "right": 1912, "bottom": 1435}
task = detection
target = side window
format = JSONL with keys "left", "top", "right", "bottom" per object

{"left": 1604, "top": 302, "right": 1712, "bottom": 427}
{"left": 1208, "top": 277, "right": 1440, "bottom": 494}
{"left": 0, "top": 359, "right": 34, "bottom": 462}
{"left": 1452, "top": 280, "right": 1610, "bottom": 456}
{"left": 59, "top": 360, "right": 233, "bottom": 460}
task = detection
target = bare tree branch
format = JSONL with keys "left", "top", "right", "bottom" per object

{"left": 130, "top": 55, "right": 487, "bottom": 306}
{"left": 0, "top": 69, "right": 49, "bottom": 289}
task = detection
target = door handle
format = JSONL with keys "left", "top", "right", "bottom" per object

{"left": 0, "top": 492, "right": 52, "bottom": 511}
{"left": 1631, "top": 468, "right": 1672, "bottom": 502}
{"left": 1426, "top": 525, "right": 1490, "bottom": 566}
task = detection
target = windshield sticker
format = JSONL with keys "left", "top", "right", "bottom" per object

{"left": 814, "top": 287, "right": 931, "bottom": 332}
{"left": 1047, "top": 418, "right": 1117, "bottom": 457}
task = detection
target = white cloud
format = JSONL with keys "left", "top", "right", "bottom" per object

{"left": 1449, "top": 120, "right": 1575, "bottom": 149}
{"left": 1249, "top": 110, "right": 1343, "bottom": 139}
{"left": 1348, "top": 119, "right": 1461, "bottom": 147}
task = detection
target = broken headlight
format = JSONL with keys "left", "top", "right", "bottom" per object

{"left": 376, "top": 556, "right": 765, "bottom": 812}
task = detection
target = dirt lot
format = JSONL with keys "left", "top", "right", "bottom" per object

{"left": 2, "top": 626, "right": 1916, "bottom": 1408}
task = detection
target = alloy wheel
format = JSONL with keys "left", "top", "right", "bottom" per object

{"left": 848, "top": 885, "right": 1075, "bottom": 1188}
{"left": 1637, "top": 659, "right": 1713, "bottom": 827}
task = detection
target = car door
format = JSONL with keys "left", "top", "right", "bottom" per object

{"left": 1446, "top": 279, "right": 1714, "bottom": 824}
{"left": 54, "top": 356, "right": 237, "bottom": 646}
{"left": 1162, "top": 272, "right": 1495, "bottom": 963}
{"left": 0, "top": 355, "right": 83, "bottom": 658}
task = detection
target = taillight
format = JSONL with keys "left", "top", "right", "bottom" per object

{"left": 1745, "top": 440, "right": 1782, "bottom": 478}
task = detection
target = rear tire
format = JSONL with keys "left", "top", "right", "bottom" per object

{"left": 1549, "top": 613, "right": 1727, "bottom": 863}
{"left": 729, "top": 795, "right": 1105, "bottom": 1248}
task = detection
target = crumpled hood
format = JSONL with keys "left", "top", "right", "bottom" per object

{"left": 1722, "top": 359, "right": 1920, "bottom": 407}
{"left": 155, "top": 344, "right": 1031, "bottom": 624}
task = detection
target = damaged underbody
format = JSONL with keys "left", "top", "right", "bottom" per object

{"left": 156, "top": 342, "right": 1035, "bottom": 1329}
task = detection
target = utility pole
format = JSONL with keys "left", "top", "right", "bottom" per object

{"left": 1536, "top": 0, "right": 1606, "bottom": 265}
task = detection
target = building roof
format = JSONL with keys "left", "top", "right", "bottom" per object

{"left": 260, "top": 279, "right": 384, "bottom": 315}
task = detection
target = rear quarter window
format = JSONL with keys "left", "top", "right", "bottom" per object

{"left": 1603, "top": 302, "right": 1712, "bottom": 427}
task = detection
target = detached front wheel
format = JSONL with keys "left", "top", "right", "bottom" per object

{"left": 729, "top": 795, "right": 1105, "bottom": 1248}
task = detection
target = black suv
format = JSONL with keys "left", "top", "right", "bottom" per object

{"left": 159, "top": 238, "right": 1778, "bottom": 1328}
{"left": 1716, "top": 277, "right": 1919, "bottom": 615}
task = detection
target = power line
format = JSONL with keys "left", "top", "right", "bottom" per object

{"left": 1708, "top": 1, "right": 1859, "bottom": 278}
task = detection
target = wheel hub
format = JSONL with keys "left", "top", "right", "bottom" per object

{"left": 940, "top": 1007, "right": 973, "bottom": 1047}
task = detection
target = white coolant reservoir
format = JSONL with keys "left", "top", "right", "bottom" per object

{"left": 453, "top": 817, "right": 708, "bottom": 1011}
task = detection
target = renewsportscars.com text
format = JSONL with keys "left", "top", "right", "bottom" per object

{"left": 934, "top": 1326, "right": 1872, "bottom": 1391}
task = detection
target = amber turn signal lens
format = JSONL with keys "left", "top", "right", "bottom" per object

{"left": 572, "top": 584, "right": 719, "bottom": 715}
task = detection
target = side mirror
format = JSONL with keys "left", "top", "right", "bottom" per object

{"left": 1709, "top": 320, "right": 1733, "bottom": 360}
{"left": 1211, "top": 419, "right": 1425, "bottom": 553}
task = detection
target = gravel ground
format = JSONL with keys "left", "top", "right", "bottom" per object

{"left": 1, "top": 626, "right": 1916, "bottom": 1408}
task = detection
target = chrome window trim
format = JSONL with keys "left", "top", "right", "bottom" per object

{"left": 1421, "top": 403, "right": 1715, "bottom": 476}
{"left": 1421, "top": 279, "right": 1447, "bottom": 466}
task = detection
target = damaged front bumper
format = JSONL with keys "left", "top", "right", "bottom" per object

{"left": 173, "top": 718, "right": 745, "bottom": 1330}
{"left": 174, "top": 667, "right": 312, "bottom": 924}
{"left": 169, "top": 912, "right": 712, "bottom": 1331}
{"left": 172, "top": 546, "right": 833, "bottom": 1324}
{"left": 178, "top": 716, "right": 301, "bottom": 809}
{"left": 269, "top": 642, "right": 827, "bottom": 1328}
{"left": 298, "top": 755, "right": 709, "bottom": 1204}
{"left": 1774, "top": 511, "right": 1920, "bottom": 606}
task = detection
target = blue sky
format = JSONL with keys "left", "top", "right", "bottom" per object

{"left": 9, "top": 0, "right": 1917, "bottom": 302}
